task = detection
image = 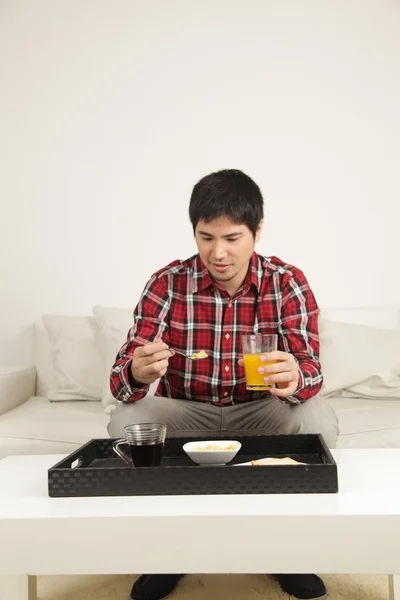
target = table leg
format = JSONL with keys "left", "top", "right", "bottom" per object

{"left": 28, "top": 576, "right": 37, "bottom": 600}
{"left": 389, "top": 575, "right": 400, "bottom": 600}
{"left": 0, "top": 575, "right": 37, "bottom": 600}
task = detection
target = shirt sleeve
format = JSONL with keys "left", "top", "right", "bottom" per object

{"left": 277, "top": 267, "right": 323, "bottom": 404}
{"left": 110, "top": 273, "right": 170, "bottom": 403}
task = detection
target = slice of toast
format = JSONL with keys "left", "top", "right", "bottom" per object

{"left": 251, "top": 456, "right": 306, "bottom": 466}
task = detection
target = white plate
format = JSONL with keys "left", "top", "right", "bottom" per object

{"left": 234, "top": 458, "right": 274, "bottom": 466}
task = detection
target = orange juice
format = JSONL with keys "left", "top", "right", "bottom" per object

{"left": 243, "top": 353, "right": 278, "bottom": 390}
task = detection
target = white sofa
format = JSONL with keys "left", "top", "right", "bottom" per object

{"left": 0, "top": 306, "right": 399, "bottom": 458}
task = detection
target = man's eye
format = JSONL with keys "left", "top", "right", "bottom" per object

{"left": 202, "top": 238, "right": 212, "bottom": 242}
{"left": 227, "top": 238, "right": 238, "bottom": 242}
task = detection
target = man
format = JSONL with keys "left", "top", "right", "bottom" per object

{"left": 109, "top": 169, "right": 339, "bottom": 600}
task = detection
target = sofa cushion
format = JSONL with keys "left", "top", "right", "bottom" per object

{"left": 93, "top": 306, "right": 159, "bottom": 408}
{"left": 336, "top": 428, "right": 400, "bottom": 449}
{"left": 0, "top": 366, "right": 36, "bottom": 416}
{"left": 326, "top": 395, "right": 400, "bottom": 448}
{"left": 326, "top": 395, "right": 400, "bottom": 435}
{"left": 32, "top": 318, "right": 57, "bottom": 397}
{"left": 2, "top": 395, "right": 400, "bottom": 457}
{"left": 0, "top": 436, "right": 86, "bottom": 458}
{"left": 43, "top": 315, "right": 104, "bottom": 401}
{"left": 93, "top": 306, "right": 133, "bottom": 407}
{"left": 0, "top": 395, "right": 108, "bottom": 457}
{"left": 319, "top": 319, "right": 400, "bottom": 398}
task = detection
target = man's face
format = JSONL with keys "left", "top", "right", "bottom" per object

{"left": 195, "top": 216, "right": 263, "bottom": 295}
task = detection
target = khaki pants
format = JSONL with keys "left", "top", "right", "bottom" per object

{"left": 108, "top": 394, "right": 339, "bottom": 449}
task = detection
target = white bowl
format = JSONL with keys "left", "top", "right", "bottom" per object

{"left": 183, "top": 440, "right": 241, "bottom": 466}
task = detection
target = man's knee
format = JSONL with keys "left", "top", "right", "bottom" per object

{"left": 289, "top": 395, "right": 339, "bottom": 448}
{"left": 107, "top": 402, "right": 132, "bottom": 438}
{"left": 107, "top": 396, "right": 166, "bottom": 438}
{"left": 107, "top": 395, "right": 221, "bottom": 439}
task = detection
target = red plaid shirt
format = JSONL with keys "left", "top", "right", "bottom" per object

{"left": 110, "top": 252, "right": 323, "bottom": 406}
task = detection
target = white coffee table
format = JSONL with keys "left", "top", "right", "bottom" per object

{"left": 0, "top": 450, "right": 399, "bottom": 600}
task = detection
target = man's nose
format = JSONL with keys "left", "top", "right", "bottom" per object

{"left": 212, "top": 244, "right": 227, "bottom": 260}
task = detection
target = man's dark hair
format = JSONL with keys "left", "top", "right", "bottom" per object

{"left": 189, "top": 169, "right": 264, "bottom": 237}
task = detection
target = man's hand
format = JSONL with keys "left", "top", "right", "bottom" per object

{"left": 238, "top": 351, "right": 300, "bottom": 398}
{"left": 131, "top": 341, "right": 174, "bottom": 385}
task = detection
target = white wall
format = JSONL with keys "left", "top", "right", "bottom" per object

{"left": 1, "top": 0, "right": 399, "bottom": 366}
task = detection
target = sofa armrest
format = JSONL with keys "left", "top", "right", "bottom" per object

{"left": 0, "top": 366, "right": 37, "bottom": 416}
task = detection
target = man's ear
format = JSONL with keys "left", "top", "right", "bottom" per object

{"left": 255, "top": 219, "right": 264, "bottom": 243}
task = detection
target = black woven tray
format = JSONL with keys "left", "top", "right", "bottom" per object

{"left": 48, "top": 434, "right": 338, "bottom": 497}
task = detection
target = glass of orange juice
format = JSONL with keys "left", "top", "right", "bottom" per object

{"left": 242, "top": 334, "right": 278, "bottom": 391}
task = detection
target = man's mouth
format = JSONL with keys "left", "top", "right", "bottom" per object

{"left": 213, "top": 264, "right": 231, "bottom": 273}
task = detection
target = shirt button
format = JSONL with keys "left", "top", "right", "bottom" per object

{"left": 224, "top": 392, "right": 228, "bottom": 397}
{"left": 225, "top": 365, "right": 230, "bottom": 372}
{"left": 228, "top": 303, "right": 232, "bottom": 308}
{"left": 225, "top": 333, "right": 230, "bottom": 340}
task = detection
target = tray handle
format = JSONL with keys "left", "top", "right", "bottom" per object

{"left": 49, "top": 439, "right": 95, "bottom": 470}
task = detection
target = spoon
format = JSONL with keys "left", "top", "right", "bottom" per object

{"left": 168, "top": 348, "right": 208, "bottom": 360}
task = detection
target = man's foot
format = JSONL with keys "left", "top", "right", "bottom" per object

{"left": 130, "top": 574, "right": 185, "bottom": 600}
{"left": 273, "top": 574, "right": 326, "bottom": 599}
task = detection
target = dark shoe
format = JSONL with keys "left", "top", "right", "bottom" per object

{"left": 274, "top": 574, "right": 326, "bottom": 599}
{"left": 130, "top": 574, "right": 185, "bottom": 600}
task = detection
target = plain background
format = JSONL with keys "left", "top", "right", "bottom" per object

{"left": 1, "top": 0, "right": 399, "bottom": 365}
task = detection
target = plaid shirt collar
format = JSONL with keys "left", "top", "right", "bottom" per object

{"left": 191, "top": 251, "right": 261, "bottom": 295}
